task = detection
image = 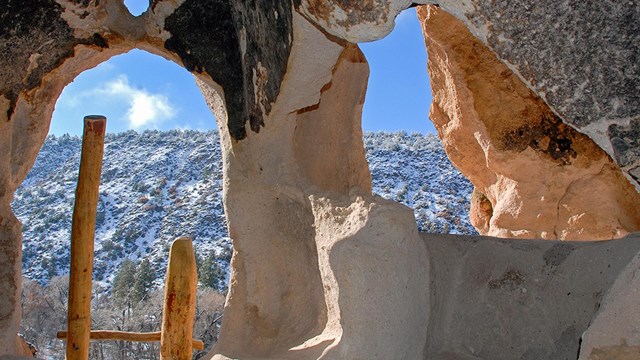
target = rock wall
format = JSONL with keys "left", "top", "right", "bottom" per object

{"left": 431, "top": 1, "right": 640, "bottom": 192}
{"left": 0, "top": 0, "right": 639, "bottom": 359}
{"left": 204, "top": 14, "right": 429, "bottom": 356}
{"left": 578, "top": 248, "right": 640, "bottom": 360}
{"left": 296, "top": 0, "right": 640, "bottom": 192}
{"left": 423, "top": 232, "right": 640, "bottom": 360}
{"left": 418, "top": 5, "right": 640, "bottom": 240}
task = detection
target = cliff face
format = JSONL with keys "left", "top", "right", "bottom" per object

{"left": 1, "top": 0, "right": 639, "bottom": 358}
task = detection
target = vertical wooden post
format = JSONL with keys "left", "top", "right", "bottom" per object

{"left": 66, "top": 115, "right": 106, "bottom": 360}
{"left": 160, "top": 237, "right": 197, "bottom": 360}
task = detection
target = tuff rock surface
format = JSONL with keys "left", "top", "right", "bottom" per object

{"left": 418, "top": 5, "right": 640, "bottom": 240}
{"left": 429, "top": 1, "right": 640, "bottom": 192}
{"left": 295, "top": 0, "right": 640, "bottom": 191}
{"left": 1, "top": 0, "right": 639, "bottom": 358}
{"left": 424, "top": 232, "right": 640, "bottom": 360}
{"left": 578, "top": 246, "right": 640, "bottom": 360}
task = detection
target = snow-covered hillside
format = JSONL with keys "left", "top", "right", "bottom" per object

{"left": 13, "top": 130, "right": 476, "bottom": 287}
{"left": 364, "top": 132, "right": 475, "bottom": 234}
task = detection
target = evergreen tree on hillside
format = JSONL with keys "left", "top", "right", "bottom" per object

{"left": 112, "top": 259, "right": 136, "bottom": 307}
{"left": 132, "top": 258, "right": 155, "bottom": 303}
{"left": 199, "top": 251, "right": 225, "bottom": 291}
{"left": 42, "top": 254, "right": 58, "bottom": 280}
{"left": 195, "top": 252, "right": 203, "bottom": 280}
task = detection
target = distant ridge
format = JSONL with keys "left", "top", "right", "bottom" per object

{"left": 13, "top": 130, "right": 476, "bottom": 287}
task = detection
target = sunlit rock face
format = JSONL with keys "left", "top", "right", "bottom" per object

{"left": 204, "top": 20, "right": 429, "bottom": 354}
{"left": 1, "top": 0, "right": 639, "bottom": 359}
{"left": 296, "top": 0, "right": 640, "bottom": 192}
{"left": 418, "top": 5, "right": 640, "bottom": 240}
{"left": 432, "top": 0, "right": 640, "bottom": 192}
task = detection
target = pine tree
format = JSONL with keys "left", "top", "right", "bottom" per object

{"left": 112, "top": 259, "right": 136, "bottom": 307}
{"left": 199, "top": 251, "right": 224, "bottom": 290}
{"left": 132, "top": 258, "right": 154, "bottom": 303}
{"left": 42, "top": 254, "right": 58, "bottom": 280}
{"left": 195, "top": 252, "right": 203, "bottom": 280}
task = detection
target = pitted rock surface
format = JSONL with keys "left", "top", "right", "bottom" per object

{"left": 0, "top": 0, "right": 91, "bottom": 118}
{"left": 297, "top": 0, "right": 640, "bottom": 189}
{"left": 608, "top": 117, "right": 640, "bottom": 184}
{"left": 418, "top": 5, "right": 640, "bottom": 240}
{"left": 434, "top": 0, "right": 640, "bottom": 190}
{"left": 294, "top": 0, "right": 434, "bottom": 43}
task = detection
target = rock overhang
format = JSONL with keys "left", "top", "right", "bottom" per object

{"left": 162, "top": 0, "right": 293, "bottom": 140}
{"left": 1, "top": 0, "right": 640, "bottom": 358}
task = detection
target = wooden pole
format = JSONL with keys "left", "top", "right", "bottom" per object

{"left": 66, "top": 116, "right": 106, "bottom": 360}
{"left": 56, "top": 331, "right": 204, "bottom": 351}
{"left": 160, "top": 237, "right": 198, "bottom": 360}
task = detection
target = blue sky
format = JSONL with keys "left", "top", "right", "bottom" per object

{"left": 50, "top": 7, "right": 434, "bottom": 136}
{"left": 360, "top": 8, "right": 434, "bottom": 134}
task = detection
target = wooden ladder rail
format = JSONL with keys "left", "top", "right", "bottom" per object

{"left": 160, "top": 237, "right": 199, "bottom": 359}
{"left": 61, "top": 116, "right": 201, "bottom": 359}
{"left": 60, "top": 238, "right": 201, "bottom": 358}
{"left": 56, "top": 331, "right": 204, "bottom": 351}
{"left": 66, "top": 116, "right": 106, "bottom": 360}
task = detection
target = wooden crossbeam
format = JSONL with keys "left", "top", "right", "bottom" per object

{"left": 56, "top": 331, "right": 204, "bottom": 351}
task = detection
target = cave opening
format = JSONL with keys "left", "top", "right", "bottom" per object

{"left": 123, "top": 0, "right": 148, "bottom": 17}
{"left": 15, "top": 49, "right": 230, "bottom": 358}
{"left": 359, "top": 7, "right": 477, "bottom": 236}
{"left": 360, "top": 7, "right": 435, "bottom": 135}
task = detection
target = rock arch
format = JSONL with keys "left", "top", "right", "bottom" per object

{"left": 1, "top": 0, "right": 288, "bottom": 353}
{"left": 1, "top": 0, "right": 639, "bottom": 359}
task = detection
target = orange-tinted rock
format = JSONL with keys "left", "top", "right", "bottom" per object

{"left": 418, "top": 5, "right": 640, "bottom": 240}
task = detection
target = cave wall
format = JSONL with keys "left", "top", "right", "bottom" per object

{"left": 417, "top": 5, "right": 640, "bottom": 240}
{"left": 202, "top": 15, "right": 429, "bottom": 356}
{"left": 433, "top": 0, "right": 640, "bottom": 190}
{"left": 0, "top": 0, "right": 639, "bottom": 359}
{"left": 424, "top": 232, "right": 640, "bottom": 360}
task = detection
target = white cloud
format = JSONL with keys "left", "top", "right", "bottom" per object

{"left": 60, "top": 94, "right": 81, "bottom": 108}
{"left": 100, "top": 75, "right": 176, "bottom": 129}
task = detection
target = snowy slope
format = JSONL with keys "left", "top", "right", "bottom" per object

{"left": 13, "top": 130, "right": 476, "bottom": 287}
{"left": 364, "top": 131, "right": 475, "bottom": 234}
